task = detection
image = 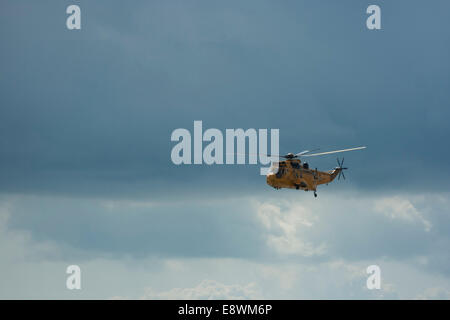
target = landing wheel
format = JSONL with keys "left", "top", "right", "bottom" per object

{"left": 295, "top": 185, "right": 300, "bottom": 190}
{"left": 314, "top": 192, "right": 317, "bottom": 198}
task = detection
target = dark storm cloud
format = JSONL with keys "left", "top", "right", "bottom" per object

{"left": 1, "top": 0, "right": 450, "bottom": 198}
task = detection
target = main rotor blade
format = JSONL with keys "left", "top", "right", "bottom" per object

{"left": 302, "top": 146, "right": 366, "bottom": 157}
{"left": 295, "top": 148, "right": 320, "bottom": 157}
{"left": 225, "top": 152, "right": 283, "bottom": 159}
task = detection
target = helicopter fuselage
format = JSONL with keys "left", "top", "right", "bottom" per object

{"left": 266, "top": 159, "right": 341, "bottom": 192}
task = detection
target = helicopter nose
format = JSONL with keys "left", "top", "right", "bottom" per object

{"left": 266, "top": 174, "right": 276, "bottom": 186}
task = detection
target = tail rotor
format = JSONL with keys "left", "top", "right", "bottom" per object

{"left": 336, "top": 157, "right": 348, "bottom": 180}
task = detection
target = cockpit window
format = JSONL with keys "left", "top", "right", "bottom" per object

{"left": 291, "top": 162, "right": 300, "bottom": 169}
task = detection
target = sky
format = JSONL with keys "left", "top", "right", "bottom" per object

{"left": 0, "top": 0, "right": 450, "bottom": 299}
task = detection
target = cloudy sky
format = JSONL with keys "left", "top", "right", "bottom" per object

{"left": 1, "top": 0, "right": 449, "bottom": 299}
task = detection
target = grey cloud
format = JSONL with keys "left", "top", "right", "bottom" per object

{"left": 2, "top": 192, "right": 450, "bottom": 299}
{"left": 3, "top": 191, "right": 450, "bottom": 278}
{"left": 5, "top": 195, "right": 266, "bottom": 259}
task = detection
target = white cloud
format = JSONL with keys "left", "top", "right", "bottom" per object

{"left": 141, "top": 280, "right": 261, "bottom": 300}
{"left": 256, "top": 201, "right": 326, "bottom": 256}
{"left": 374, "top": 196, "right": 432, "bottom": 232}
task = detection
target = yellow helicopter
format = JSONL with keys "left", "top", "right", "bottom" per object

{"left": 265, "top": 146, "right": 366, "bottom": 197}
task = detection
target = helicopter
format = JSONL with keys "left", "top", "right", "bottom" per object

{"left": 265, "top": 146, "right": 366, "bottom": 197}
